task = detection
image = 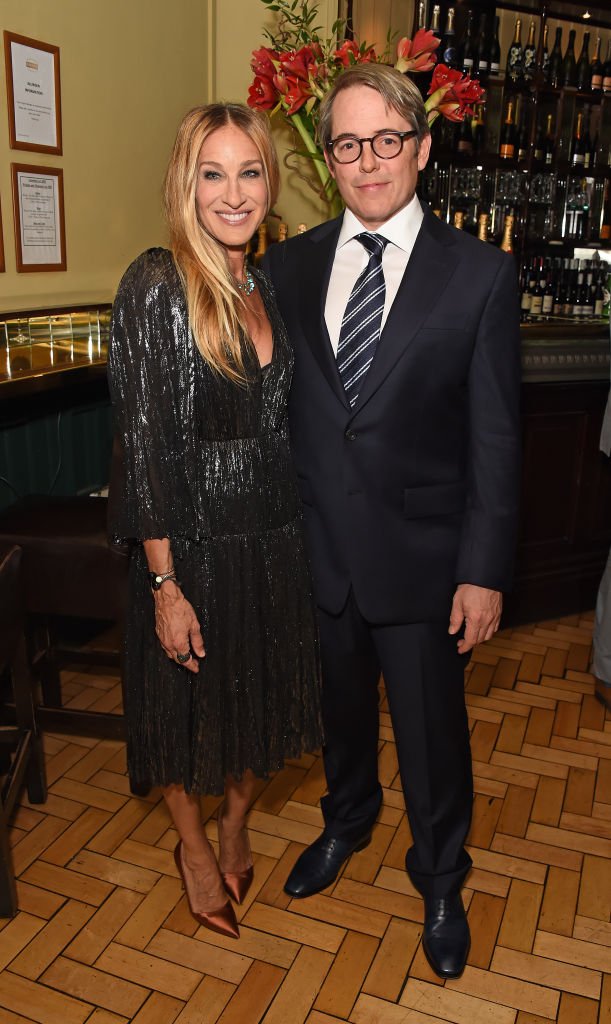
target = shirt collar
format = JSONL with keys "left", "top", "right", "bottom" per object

{"left": 336, "top": 195, "right": 424, "bottom": 253}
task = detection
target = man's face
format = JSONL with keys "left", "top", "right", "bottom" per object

{"left": 324, "top": 85, "right": 431, "bottom": 230}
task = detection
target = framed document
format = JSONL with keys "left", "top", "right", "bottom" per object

{"left": 0, "top": 198, "right": 5, "bottom": 273}
{"left": 11, "top": 163, "right": 67, "bottom": 272}
{"left": 4, "top": 31, "right": 62, "bottom": 154}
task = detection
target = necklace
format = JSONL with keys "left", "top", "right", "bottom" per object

{"left": 235, "top": 267, "right": 256, "bottom": 296}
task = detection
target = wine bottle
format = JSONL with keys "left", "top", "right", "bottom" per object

{"left": 507, "top": 19, "right": 524, "bottom": 83}
{"left": 254, "top": 223, "right": 268, "bottom": 265}
{"left": 544, "top": 113, "right": 555, "bottom": 166}
{"left": 499, "top": 99, "right": 516, "bottom": 160}
{"left": 453, "top": 210, "right": 465, "bottom": 230}
{"left": 562, "top": 29, "right": 577, "bottom": 87}
{"left": 429, "top": 4, "right": 440, "bottom": 35}
{"left": 461, "top": 11, "right": 475, "bottom": 75}
{"left": 603, "top": 39, "right": 611, "bottom": 93}
{"left": 542, "top": 267, "right": 555, "bottom": 316}
{"left": 594, "top": 271, "right": 605, "bottom": 316}
{"left": 571, "top": 111, "right": 585, "bottom": 166}
{"left": 590, "top": 37, "right": 603, "bottom": 92}
{"left": 489, "top": 16, "right": 501, "bottom": 76}
{"left": 418, "top": 0, "right": 427, "bottom": 30}
{"left": 475, "top": 14, "right": 488, "bottom": 82}
{"left": 277, "top": 222, "right": 288, "bottom": 243}
{"left": 477, "top": 212, "right": 489, "bottom": 242}
{"left": 533, "top": 119, "right": 545, "bottom": 163}
{"left": 471, "top": 103, "right": 485, "bottom": 154}
{"left": 548, "top": 27, "right": 563, "bottom": 88}
{"left": 441, "top": 8, "right": 458, "bottom": 69}
{"left": 540, "top": 24, "right": 550, "bottom": 82}
{"left": 530, "top": 264, "right": 543, "bottom": 313}
{"left": 500, "top": 214, "right": 515, "bottom": 254}
{"left": 517, "top": 103, "right": 528, "bottom": 162}
{"left": 576, "top": 32, "right": 591, "bottom": 92}
{"left": 523, "top": 21, "right": 537, "bottom": 81}
{"left": 582, "top": 110, "right": 592, "bottom": 170}
{"left": 456, "top": 114, "right": 473, "bottom": 156}
{"left": 600, "top": 180, "right": 611, "bottom": 240}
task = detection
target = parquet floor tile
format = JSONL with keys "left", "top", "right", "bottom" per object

{"left": 1, "top": 615, "right": 609, "bottom": 1022}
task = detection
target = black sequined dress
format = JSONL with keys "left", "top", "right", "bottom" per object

{"left": 108, "top": 248, "right": 322, "bottom": 794}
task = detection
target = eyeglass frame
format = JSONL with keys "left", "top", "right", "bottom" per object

{"left": 325, "top": 129, "right": 419, "bottom": 164}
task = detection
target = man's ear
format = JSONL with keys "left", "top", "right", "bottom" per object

{"left": 417, "top": 132, "right": 432, "bottom": 171}
{"left": 324, "top": 147, "right": 336, "bottom": 179}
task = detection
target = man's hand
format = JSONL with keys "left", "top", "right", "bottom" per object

{"left": 448, "top": 584, "right": 503, "bottom": 654}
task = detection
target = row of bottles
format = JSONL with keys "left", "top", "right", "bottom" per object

{"left": 497, "top": 99, "right": 606, "bottom": 169}
{"left": 507, "top": 20, "right": 611, "bottom": 91}
{"left": 519, "top": 256, "right": 610, "bottom": 321}
{"left": 420, "top": 3, "right": 611, "bottom": 91}
{"left": 245, "top": 221, "right": 307, "bottom": 264}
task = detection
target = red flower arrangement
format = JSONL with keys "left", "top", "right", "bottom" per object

{"left": 247, "top": 0, "right": 484, "bottom": 213}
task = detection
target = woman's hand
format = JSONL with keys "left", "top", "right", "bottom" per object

{"left": 153, "top": 583, "right": 206, "bottom": 673}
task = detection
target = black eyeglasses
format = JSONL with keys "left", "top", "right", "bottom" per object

{"left": 326, "top": 130, "right": 418, "bottom": 164}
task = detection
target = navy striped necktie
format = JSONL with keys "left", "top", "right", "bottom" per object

{"left": 336, "top": 233, "right": 388, "bottom": 407}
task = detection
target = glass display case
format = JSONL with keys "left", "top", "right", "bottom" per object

{"left": 0, "top": 306, "right": 111, "bottom": 385}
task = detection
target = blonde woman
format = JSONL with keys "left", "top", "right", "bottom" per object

{"left": 108, "top": 104, "right": 322, "bottom": 939}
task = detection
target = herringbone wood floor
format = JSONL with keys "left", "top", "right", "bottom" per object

{"left": 1, "top": 612, "right": 610, "bottom": 1024}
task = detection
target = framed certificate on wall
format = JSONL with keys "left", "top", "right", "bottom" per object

{"left": 11, "top": 163, "right": 67, "bottom": 272}
{"left": 4, "top": 31, "right": 62, "bottom": 155}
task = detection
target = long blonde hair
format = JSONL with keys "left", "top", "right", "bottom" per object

{"left": 164, "top": 104, "right": 279, "bottom": 381}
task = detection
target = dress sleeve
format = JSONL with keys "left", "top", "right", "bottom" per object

{"left": 107, "top": 249, "right": 198, "bottom": 544}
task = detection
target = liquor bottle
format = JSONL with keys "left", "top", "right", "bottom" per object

{"left": 471, "top": 104, "right": 485, "bottom": 154}
{"left": 562, "top": 29, "right": 577, "bottom": 87}
{"left": 517, "top": 103, "right": 529, "bottom": 162}
{"left": 429, "top": 4, "right": 441, "bottom": 36}
{"left": 582, "top": 110, "right": 592, "bottom": 170}
{"left": 277, "top": 222, "right": 288, "bottom": 243}
{"left": 544, "top": 114, "right": 555, "bottom": 166}
{"left": 254, "top": 223, "right": 268, "bottom": 265}
{"left": 499, "top": 99, "right": 516, "bottom": 160}
{"left": 540, "top": 24, "right": 550, "bottom": 82}
{"left": 475, "top": 14, "right": 488, "bottom": 82}
{"left": 489, "top": 16, "right": 501, "bottom": 76}
{"left": 477, "top": 212, "right": 489, "bottom": 242}
{"left": 418, "top": 0, "right": 427, "bottom": 30}
{"left": 461, "top": 12, "right": 475, "bottom": 75}
{"left": 296, "top": 223, "right": 308, "bottom": 234}
{"left": 456, "top": 113, "right": 473, "bottom": 156}
{"left": 548, "top": 27, "right": 563, "bottom": 87}
{"left": 533, "top": 119, "right": 545, "bottom": 163}
{"left": 576, "top": 32, "right": 591, "bottom": 92}
{"left": 603, "top": 39, "right": 611, "bottom": 93}
{"left": 441, "top": 8, "right": 458, "bottom": 69}
{"left": 590, "top": 37, "right": 603, "bottom": 92}
{"left": 523, "top": 21, "right": 537, "bottom": 81}
{"left": 500, "top": 214, "right": 515, "bottom": 253}
{"left": 571, "top": 112, "right": 585, "bottom": 167}
{"left": 453, "top": 210, "right": 465, "bottom": 230}
{"left": 507, "top": 19, "right": 524, "bottom": 83}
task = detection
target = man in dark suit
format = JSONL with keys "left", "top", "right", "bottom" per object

{"left": 262, "top": 63, "right": 521, "bottom": 979}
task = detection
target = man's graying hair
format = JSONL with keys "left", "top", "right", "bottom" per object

{"left": 317, "top": 63, "right": 431, "bottom": 153}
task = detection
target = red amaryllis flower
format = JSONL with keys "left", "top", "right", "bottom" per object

{"left": 334, "top": 39, "right": 377, "bottom": 67}
{"left": 278, "top": 44, "right": 323, "bottom": 81}
{"left": 250, "top": 46, "right": 278, "bottom": 81}
{"left": 248, "top": 74, "right": 277, "bottom": 110}
{"left": 273, "top": 71, "right": 312, "bottom": 115}
{"left": 395, "top": 29, "right": 439, "bottom": 73}
{"left": 427, "top": 63, "right": 484, "bottom": 122}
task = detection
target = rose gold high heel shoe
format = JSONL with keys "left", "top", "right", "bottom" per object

{"left": 218, "top": 810, "right": 254, "bottom": 906}
{"left": 174, "top": 841, "right": 240, "bottom": 939}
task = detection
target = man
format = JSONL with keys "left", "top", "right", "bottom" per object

{"left": 262, "top": 64, "right": 521, "bottom": 980}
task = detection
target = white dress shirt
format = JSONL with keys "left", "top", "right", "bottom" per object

{"left": 325, "top": 196, "right": 425, "bottom": 355}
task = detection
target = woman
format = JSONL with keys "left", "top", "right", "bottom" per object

{"left": 108, "top": 104, "right": 322, "bottom": 939}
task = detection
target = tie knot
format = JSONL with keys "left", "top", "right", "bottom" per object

{"left": 357, "top": 232, "right": 388, "bottom": 259}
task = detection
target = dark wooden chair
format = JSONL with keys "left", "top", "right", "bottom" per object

{"left": 0, "top": 495, "right": 127, "bottom": 740}
{"left": 0, "top": 543, "right": 47, "bottom": 917}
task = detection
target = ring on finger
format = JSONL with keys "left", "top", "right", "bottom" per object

{"left": 176, "top": 650, "right": 191, "bottom": 664}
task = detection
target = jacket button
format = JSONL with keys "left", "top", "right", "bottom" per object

{"left": 345, "top": 429, "right": 357, "bottom": 441}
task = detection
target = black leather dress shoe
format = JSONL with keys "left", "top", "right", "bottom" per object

{"left": 284, "top": 832, "right": 371, "bottom": 898}
{"left": 422, "top": 894, "right": 470, "bottom": 979}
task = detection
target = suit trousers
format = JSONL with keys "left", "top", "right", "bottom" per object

{"left": 318, "top": 591, "right": 473, "bottom": 900}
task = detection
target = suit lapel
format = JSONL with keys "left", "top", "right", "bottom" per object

{"left": 297, "top": 217, "right": 349, "bottom": 408}
{"left": 353, "top": 209, "right": 460, "bottom": 414}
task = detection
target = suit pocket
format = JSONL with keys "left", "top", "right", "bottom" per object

{"left": 403, "top": 482, "right": 466, "bottom": 519}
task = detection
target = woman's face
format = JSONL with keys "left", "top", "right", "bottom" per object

{"left": 195, "top": 124, "right": 268, "bottom": 255}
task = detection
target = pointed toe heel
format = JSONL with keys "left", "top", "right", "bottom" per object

{"left": 174, "top": 841, "right": 240, "bottom": 939}
{"left": 222, "top": 865, "right": 254, "bottom": 905}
